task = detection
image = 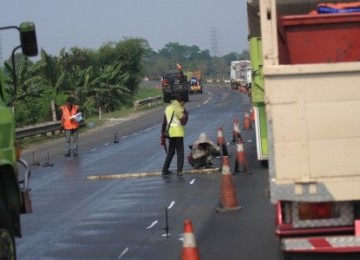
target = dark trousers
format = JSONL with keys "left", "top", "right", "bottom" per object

{"left": 64, "top": 129, "right": 79, "bottom": 155}
{"left": 162, "top": 137, "right": 184, "bottom": 173}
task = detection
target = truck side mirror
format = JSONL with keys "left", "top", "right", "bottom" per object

{"left": 19, "top": 22, "right": 38, "bottom": 57}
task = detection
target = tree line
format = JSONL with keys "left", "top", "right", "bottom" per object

{"left": 1, "top": 37, "right": 249, "bottom": 127}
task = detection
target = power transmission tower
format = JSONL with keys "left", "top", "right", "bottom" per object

{"left": 210, "top": 28, "right": 219, "bottom": 57}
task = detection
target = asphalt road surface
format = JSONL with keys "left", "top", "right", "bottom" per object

{"left": 17, "top": 86, "right": 360, "bottom": 260}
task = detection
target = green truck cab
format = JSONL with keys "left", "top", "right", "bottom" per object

{"left": 0, "top": 21, "right": 38, "bottom": 259}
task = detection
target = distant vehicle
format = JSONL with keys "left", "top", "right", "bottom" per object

{"left": 230, "top": 60, "right": 251, "bottom": 89}
{"left": 188, "top": 70, "right": 203, "bottom": 94}
{"left": 161, "top": 70, "right": 189, "bottom": 103}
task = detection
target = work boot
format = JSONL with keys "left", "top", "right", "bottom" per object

{"left": 177, "top": 171, "right": 183, "bottom": 177}
{"left": 64, "top": 152, "right": 71, "bottom": 157}
{"left": 162, "top": 170, "right": 173, "bottom": 176}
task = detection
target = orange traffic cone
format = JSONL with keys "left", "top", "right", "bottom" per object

{"left": 242, "top": 112, "right": 252, "bottom": 130}
{"left": 216, "top": 156, "right": 242, "bottom": 212}
{"left": 234, "top": 141, "right": 252, "bottom": 175}
{"left": 250, "top": 108, "right": 255, "bottom": 122}
{"left": 216, "top": 128, "right": 229, "bottom": 156}
{"left": 232, "top": 118, "right": 243, "bottom": 143}
{"left": 182, "top": 219, "right": 200, "bottom": 260}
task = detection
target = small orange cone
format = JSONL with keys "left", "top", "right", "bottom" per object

{"left": 250, "top": 108, "right": 255, "bottom": 122}
{"left": 232, "top": 118, "right": 243, "bottom": 143}
{"left": 242, "top": 112, "right": 252, "bottom": 130}
{"left": 216, "top": 128, "right": 229, "bottom": 156}
{"left": 182, "top": 219, "right": 200, "bottom": 260}
{"left": 234, "top": 141, "right": 252, "bottom": 175}
{"left": 216, "top": 156, "right": 242, "bottom": 212}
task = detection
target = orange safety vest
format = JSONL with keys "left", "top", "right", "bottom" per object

{"left": 61, "top": 105, "right": 79, "bottom": 130}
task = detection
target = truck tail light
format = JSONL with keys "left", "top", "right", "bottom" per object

{"left": 16, "top": 142, "right": 22, "bottom": 161}
{"left": 162, "top": 79, "right": 169, "bottom": 85}
{"left": 298, "top": 202, "right": 334, "bottom": 220}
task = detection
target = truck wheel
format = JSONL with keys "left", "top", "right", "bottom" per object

{"left": 184, "top": 93, "right": 189, "bottom": 102}
{"left": 163, "top": 94, "right": 170, "bottom": 103}
{"left": 0, "top": 202, "right": 16, "bottom": 260}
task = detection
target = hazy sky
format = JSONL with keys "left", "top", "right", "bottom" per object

{"left": 1, "top": 0, "right": 248, "bottom": 62}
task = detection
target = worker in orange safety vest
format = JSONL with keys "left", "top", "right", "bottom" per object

{"left": 60, "top": 96, "right": 81, "bottom": 156}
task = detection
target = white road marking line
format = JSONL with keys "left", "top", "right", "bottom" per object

{"left": 190, "top": 179, "right": 195, "bottom": 185}
{"left": 104, "top": 143, "right": 109, "bottom": 146}
{"left": 91, "top": 148, "right": 96, "bottom": 152}
{"left": 167, "top": 201, "right": 175, "bottom": 209}
{"left": 117, "top": 247, "right": 129, "bottom": 259}
{"left": 146, "top": 220, "right": 158, "bottom": 229}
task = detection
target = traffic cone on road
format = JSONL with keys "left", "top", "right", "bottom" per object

{"left": 182, "top": 219, "right": 200, "bottom": 260}
{"left": 216, "top": 156, "right": 242, "bottom": 212}
{"left": 250, "top": 108, "right": 255, "bottom": 122}
{"left": 234, "top": 141, "right": 251, "bottom": 175}
{"left": 216, "top": 128, "right": 229, "bottom": 156}
{"left": 232, "top": 118, "right": 243, "bottom": 143}
{"left": 242, "top": 112, "right": 252, "bottom": 130}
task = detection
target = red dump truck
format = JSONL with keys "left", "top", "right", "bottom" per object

{"left": 248, "top": 0, "right": 360, "bottom": 258}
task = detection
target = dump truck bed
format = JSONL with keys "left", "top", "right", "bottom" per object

{"left": 253, "top": 0, "right": 360, "bottom": 202}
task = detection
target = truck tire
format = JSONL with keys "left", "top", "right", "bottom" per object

{"left": 0, "top": 202, "right": 16, "bottom": 260}
{"left": 184, "top": 93, "right": 189, "bottom": 102}
{"left": 163, "top": 94, "right": 170, "bottom": 103}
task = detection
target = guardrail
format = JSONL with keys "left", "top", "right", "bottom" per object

{"left": 15, "top": 96, "right": 164, "bottom": 139}
{"left": 16, "top": 121, "right": 61, "bottom": 139}
{"left": 133, "top": 95, "right": 163, "bottom": 110}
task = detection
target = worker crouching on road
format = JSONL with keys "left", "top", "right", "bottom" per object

{"left": 188, "top": 132, "right": 221, "bottom": 169}
{"left": 161, "top": 94, "right": 188, "bottom": 177}
{"left": 60, "top": 96, "right": 81, "bottom": 157}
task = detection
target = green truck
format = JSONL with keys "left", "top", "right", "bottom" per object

{"left": 248, "top": 0, "right": 360, "bottom": 257}
{"left": 0, "top": 22, "right": 38, "bottom": 259}
{"left": 247, "top": 8, "right": 268, "bottom": 164}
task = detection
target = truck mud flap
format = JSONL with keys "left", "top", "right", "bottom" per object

{"left": 20, "top": 188, "right": 32, "bottom": 214}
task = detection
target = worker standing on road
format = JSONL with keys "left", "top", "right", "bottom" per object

{"left": 60, "top": 96, "right": 81, "bottom": 157}
{"left": 161, "top": 94, "right": 188, "bottom": 176}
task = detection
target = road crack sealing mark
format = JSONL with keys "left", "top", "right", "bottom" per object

{"left": 86, "top": 168, "right": 220, "bottom": 180}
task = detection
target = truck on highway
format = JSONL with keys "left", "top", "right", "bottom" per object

{"left": 230, "top": 60, "right": 251, "bottom": 90}
{"left": 0, "top": 22, "right": 38, "bottom": 258}
{"left": 161, "top": 64, "right": 189, "bottom": 103}
{"left": 188, "top": 70, "right": 203, "bottom": 94}
{"left": 248, "top": 0, "right": 360, "bottom": 258}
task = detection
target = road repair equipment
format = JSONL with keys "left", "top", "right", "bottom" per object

{"left": 216, "top": 156, "right": 242, "bottom": 212}
{"left": 182, "top": 219, "right": 200, "bottom": 260}
{"left": 216, "top": 127, "right": 229, "bottom": 156}
{"left": 232, "top": 117, "right": 243, "bottom": 143}
{"left": 234, "top": 141, "right": 251, "bottom": 175}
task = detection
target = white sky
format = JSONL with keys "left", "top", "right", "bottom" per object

{"left": 1, "top": 0, "right": 249, "bottom": 62}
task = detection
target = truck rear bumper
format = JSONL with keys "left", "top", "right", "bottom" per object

{"left": 282, "top": 235, "right": 360, "bottom": 253}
